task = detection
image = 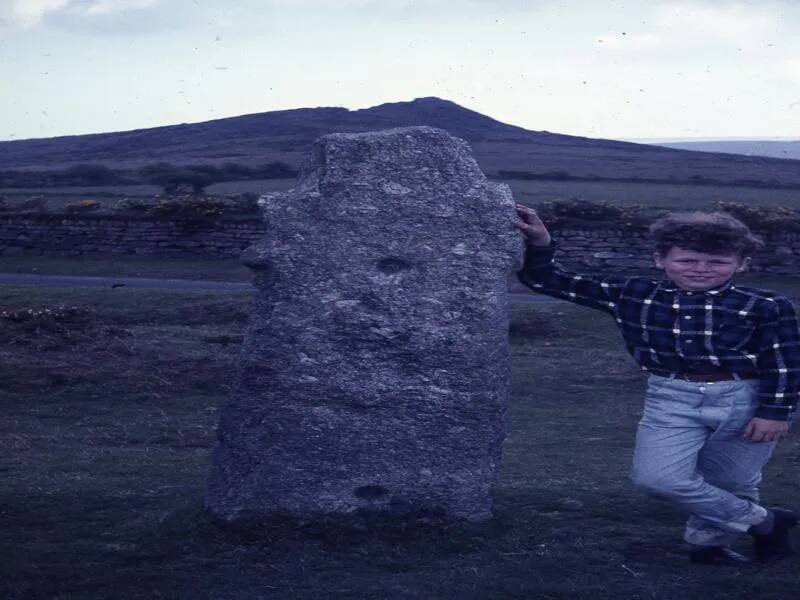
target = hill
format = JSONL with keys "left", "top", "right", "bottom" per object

{"left": 654, "top": 140, "right": 800, "bottom": 161}
{"left": 2, "top": 97, "right": 800, "bottom": 188}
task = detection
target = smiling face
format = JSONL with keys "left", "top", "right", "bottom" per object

{"left": 653, "top": 246, "right": 750, "bottom": 291}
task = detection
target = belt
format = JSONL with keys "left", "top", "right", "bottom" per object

{"left": 676, "top": 372, "right": 739, "bottom": 382}
{"left": 651, "top": 370, "right": 742, "bottom": 382}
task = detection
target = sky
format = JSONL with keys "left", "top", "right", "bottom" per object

{"left": 1, "top": 0, "right": 799, "bottom": 142}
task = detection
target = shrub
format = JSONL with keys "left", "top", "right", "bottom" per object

{"left": 533, "top": 197, "right": 648, "bottom": 228}
{"left": 139, "top": 163, "right": 223, "bottom": 194}
{"left": 17, "top": 196, "right": 48, "bottom": 212}
{"left": 256, "top": 162, "right": 298, "bottom": 179}
{"left": 145, "top": 193, "right": 226, "bottom": 221}
{"left": 230, "top": 192, "right": 261, "bottom": 214}
{"left": 118, "top": 197, "right": 153, "bottom": 212}
{"left": 715, "top": 202, "right": 800, "bottom": 233}
{"left": 63, "top": 164, "right": 118, "bottom": 186}
{"left": 1, "top": 166, "right": 126, "bottom": 188}
{"left": 221, "top": 163, "right": 255, "bottom": 178}
{"left": 64, "top": 199, "right": 102, "bottom": 213}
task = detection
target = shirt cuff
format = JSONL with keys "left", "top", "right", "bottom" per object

{"left": 523, "top": 239, "right": 557, "bottom": 267}
{"left": 525, "top": 238, "right": 557, "bottom": 251}
{"left": 755, "top": 404, "right": 796, "bottom": 422}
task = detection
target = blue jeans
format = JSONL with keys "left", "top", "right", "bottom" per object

{"left": 631, "top": 374, "right": 777, "bottom": 546}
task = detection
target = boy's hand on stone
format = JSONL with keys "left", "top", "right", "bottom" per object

{"left": 515, "top": 203, "right": 552, "bottom": 247}
{"left": 743, "top": 417, "right": 790, "bottom": 442}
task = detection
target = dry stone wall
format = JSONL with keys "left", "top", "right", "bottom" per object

{"left": 552, "top": 229, "right": 800, "bottom": 275}
{"left": 1, "top": 212, "right": 799, "bottom": 275}
{"left": 0, "top": 214, "right": 263, "bottom": 258}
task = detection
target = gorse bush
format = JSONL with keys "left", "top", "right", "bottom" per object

{"left": 118, "top": 197, "right": 153, "bottom": 212}
{"left": 64, "top": 199, "right": 102, "bottom": 213}
{"left": 145, "top": 194, "right": 226, "bottom": 221}
{"left": 115, "top": 193, "right": 259, "bottom": 218}
{"left": 139, "top": 164, "right": 216, "bottom": 195}
{"left": 529, "top": 198, "right": 800, "bottom": 233}
{"left": 137, "top": 161, "right": 298, "bottom": 194}
{"left": 533, "top": 197, "right": 648, "bottom": 228}
{"left": 716, "top": 202, "right": 800, "bottom": 233}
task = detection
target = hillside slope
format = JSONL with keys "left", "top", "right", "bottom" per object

{"left": 2, "top": 97, "right": 799, "bottom": 187}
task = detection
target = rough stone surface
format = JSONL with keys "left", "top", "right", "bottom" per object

{"left": 205, "top": 126, "right": 523, "bottom": 522}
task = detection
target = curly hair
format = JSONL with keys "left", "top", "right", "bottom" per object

{"left": 649, "top": 211, "right": 765, "bottom": 258}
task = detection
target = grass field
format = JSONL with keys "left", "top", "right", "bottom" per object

{"left": 0, "top": 254, "right": 252, "bottom": 282}
{"left": 503, "top": 178, "right": 800, "bottom": 214}
{"left": 2, "top": 270, "right": 800, "bottom": 599}
{"left": 0, "top": 179, "right": 296, "bottom": 213}
{"left": 2, "top": 255, "right": 799, "bottom": 304}
{"left": 2, "top": 176, "right": 799, "bottom": 216}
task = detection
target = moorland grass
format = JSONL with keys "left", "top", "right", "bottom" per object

{"left": 2, "top": 255, "right": 799, "bottom": 307}
{"left": 0, "top": 254, "right": 251, "bottom": 282}
{"left": 3, "top": 176, "right": 799, "bottom": 216}
{"left": 1, "top": 280, "right": 800, "bottom": 599}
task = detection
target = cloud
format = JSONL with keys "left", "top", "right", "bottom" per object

{"left": 780, "top": 57, "right": 800, "bottom": 82}
{"left": 265, "top": 0, "right": 541, "bottom": 6}
{"left": 255, "top": 0, "right": 554, "bottom": 13}
{"left": 593, "top": 1, "right": 789, "bottom": 61}
{"left": 3, "top": 0, "right": 70, "bottom": 28}
{"left": 84, "top": 0, "right": 161, "bottom": 16}
{"left": 594, "top": 32, "right": 664, "bottom": 52}
{"left": 1, "top": 0, "right": 165, "bottom": 29}
{"left": 653, "top": 1, "right": 779, "bottom": 42}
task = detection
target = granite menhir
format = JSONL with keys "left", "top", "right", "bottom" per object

{"left": 206, "top": 126, "right": 523, "bottom": 523}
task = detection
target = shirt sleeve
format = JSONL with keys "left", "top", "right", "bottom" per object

{"left": 754, "top": 295, "right": 800, "bottom": 422}
{"left": 515, "top": 238, "right": 629, "bottom": 316}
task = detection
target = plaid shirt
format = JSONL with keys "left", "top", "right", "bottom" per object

{"left": 517, "top": 239, "right": 800, "bottom": 421}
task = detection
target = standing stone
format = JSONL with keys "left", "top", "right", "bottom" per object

{"left": 206, "top": 126, "right": 522, "bottom": 522}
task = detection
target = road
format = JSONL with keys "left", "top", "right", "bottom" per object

{"left": 0, "top": 273, "right": 559, "bottom": 304}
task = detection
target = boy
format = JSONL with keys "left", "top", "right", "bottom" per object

{"left": 514, "top": 204, "right": 799, "bottom": 566}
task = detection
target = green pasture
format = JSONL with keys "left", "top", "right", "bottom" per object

{"left": 1, "top": 254, "right": 799, "bottom": 305}
{"left": 0, "top": 179, "right": 295, "bottom": 213}
{"left": 2, "top": 274, "right": 800, "bottom": 599}
{"left": 0, "top": 254, "right": 252, "bottom": 282}
{"left": 2, "top": 176, "right": 799, "bottom": 216}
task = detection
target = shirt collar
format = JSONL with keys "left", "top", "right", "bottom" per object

{"left": 659, "top": 278, "right": 735, "bottom": 295}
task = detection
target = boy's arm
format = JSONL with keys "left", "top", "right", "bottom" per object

{"left": 753, "top": 295, "right": 800, "bottom": 422}
{"left": 514, "top": 203, "right": 627, "bottom": 315}
{"left": 516, "top": 239, "right": 628, "bottom": 315}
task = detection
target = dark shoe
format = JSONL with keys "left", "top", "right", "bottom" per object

{"left": 750, "top": 507, "right": 799, "bottom": 562}
{"left": 689, "top": 546, "right": 752, "bottom": 566}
